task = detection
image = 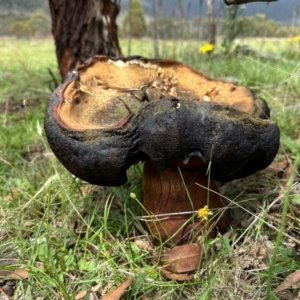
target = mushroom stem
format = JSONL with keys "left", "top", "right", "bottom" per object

{"left": 142, "top": 160, "right": 227, "bottom": 245}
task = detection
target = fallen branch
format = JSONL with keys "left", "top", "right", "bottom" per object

{"left": 224, "top": 0, "right": 277, "bottom": 5}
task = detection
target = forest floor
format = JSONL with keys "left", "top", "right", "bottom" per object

{"left": 0, "top": 36, "right": 300, "bottom": 299}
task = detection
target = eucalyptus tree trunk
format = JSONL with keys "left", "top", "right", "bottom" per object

{"left": 49, "top": 0, "right": 122, "bottom": 80}
{"left": 206, "top": 0, "right": 216, "bottom": 45}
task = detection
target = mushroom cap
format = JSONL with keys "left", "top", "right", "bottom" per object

{"left": 44, "top": 55, "right": 280, "bottom": 186}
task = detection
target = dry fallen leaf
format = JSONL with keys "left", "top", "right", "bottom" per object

{"left": 101, "top": 277, "right": 133, "bottom": 300}
{"left": 156, "top": 243, "right": 202, "bottom": 273}
{"left": 74, "top": 283, "right": 102, "bottom": 299}
{"left": 274, "top": 270, "right": 300, "bottom": 293}
{"left": 135, "top": 240, "right": 201, "bottom": 281}
{"left": 4, "top": 188, "right": 21, "bottom": 201}
{"left": 74, "top": 290, "right": 87, "bottom": 300}
{"left": 134, "top": 240, "right": 154, "bottom": 252}
{"left": 6, "top": 268, "right": 29, "bottom": 279}
{"left": 91, "top": 284, "right": 101, "bottom": 292}
{"left": 0, "top": 287, "right": 10, "bottom": 300}
{"left": 161, "top": 268, "right": 194, "bottom": 281}
{"left": 264, "top": 155, "right": 290, "bottom": 176}
{"left": 264, "top": 154, "right": 293, "bottom": 194}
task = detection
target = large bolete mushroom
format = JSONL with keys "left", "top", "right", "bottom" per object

{"left": 44, "top": 55, "right": 280, "bottom": 245}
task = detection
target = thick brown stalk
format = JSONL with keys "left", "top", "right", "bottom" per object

{"left": 142, "top": 160, "right": 227, "bottom": 245}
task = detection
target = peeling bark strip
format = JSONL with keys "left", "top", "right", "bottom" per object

{"left": 224, "top": 0, "right": 277, "bottom": 5}
{"left": 49, "top": 0, "right": 121, "bottom": 80}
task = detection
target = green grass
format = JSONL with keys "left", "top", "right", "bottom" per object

{"left": 1, "top": 36, "right": 300, "bottom": 299}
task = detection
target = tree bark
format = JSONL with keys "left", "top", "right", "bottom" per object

{"left": 224, "top": 0, "right": 277, "bottom": 5}
{"left": 206, "top": 0, "right": 216, "bottom": 45}
{"left": 49, "top": 0, "right": 122, "bottom": 80}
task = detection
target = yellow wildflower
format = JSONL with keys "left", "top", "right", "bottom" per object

{"left": 197, "top": 205, "right": 213, "bottom": 221}
{"left": 287, "top": 35, "right": 300, "bottom": 43}
{"left": 199, "top": 43, "right": 214, "bottom": 53}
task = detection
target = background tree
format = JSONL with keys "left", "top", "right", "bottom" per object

{"left": 206, "top": 0, "right": 216, "bottom": 45}
{"left": 49, "top": 0, "right": 121, "bottom": 80}
{"left": 122, "top": 0, "right": 147, "bottom": 38}
{"left": 155, "top": 17, "right": 175, "bottom": 40}
{"left": 152, "top": 0, "right": 162, "bottom": 58}
{"left": 0, "top": 0, "right": 48, "bottom": 13}
{"left": 221, "top": 5, "right": 244, "bottom": 51}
